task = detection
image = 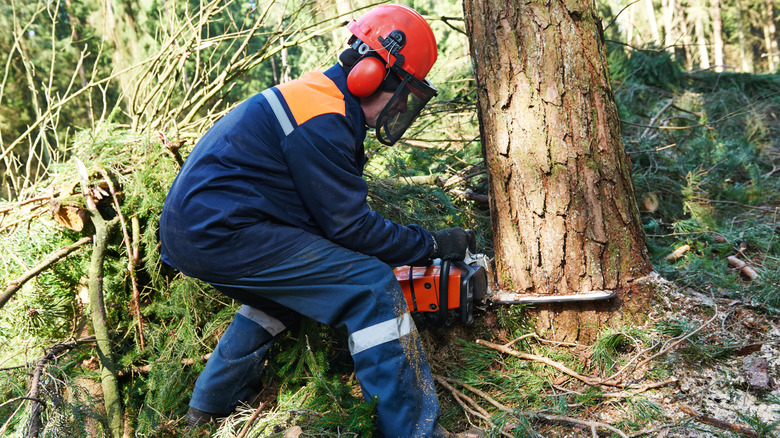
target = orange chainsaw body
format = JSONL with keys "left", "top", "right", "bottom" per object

{"left": 394, "top": 265, "right": 464, "bottom": 313}
{"left": 393, "top": 259, "right": 488, "bottom": 326}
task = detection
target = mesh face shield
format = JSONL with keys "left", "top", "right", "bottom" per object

{"left": 375, "top": 67, "right": 437, "bottom": 146}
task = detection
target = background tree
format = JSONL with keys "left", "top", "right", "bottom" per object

{"left": 462, "top": 0, "right": 654, "bottom": 342}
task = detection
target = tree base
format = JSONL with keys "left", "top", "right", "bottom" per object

{"left": 529, "top": 274, "right": 657, "bottom": 344}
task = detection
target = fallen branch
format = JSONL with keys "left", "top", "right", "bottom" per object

{"left": 22, "top": 336, "right": 96, "bottom": 437}
{"left": 76, "top": 158, "right": 123, "bottom": 438}
{"left": 475, "top": 339, "right": 603, "bottom": 386}
{"left": 237, "top": 402, "right": 266, "bottom": 438}
{"left": 641, "top": 98, "right": 675, "bottom": 139}
{"left": 436, "top": 374, "right": 629, "bottom": 438}
{"left": 116, "top": 353, "right": 212, "bottom": 377}
{"left": 449, "top": 188, "right": 489, "bottom": 205}
{"left": 433, "top": 375, "right": 511, "bottom": 437}
{"left": 601, "top": 310, "right": 720, "bottom": 386}
{"left": 0, "top": 236, "right": 92, "bottom": 310}
{"left": 727, "top": 256, "right": 760, "bottom": 280}
{"left": 679, "top": 404, "right": 758, "bottom": 438}
{"left": 536, "top": 414, "right": 628, "bottom": 438}
{"left": 664, "top": 244, "right": 691, "bottom": 262}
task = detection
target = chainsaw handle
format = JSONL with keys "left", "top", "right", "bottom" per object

{"left": 437, "top": 259, "right": 451, "bottom": 326}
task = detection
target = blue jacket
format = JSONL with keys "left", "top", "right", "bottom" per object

{"left": 159, "top": 64, "right": 434, "bottom": 281}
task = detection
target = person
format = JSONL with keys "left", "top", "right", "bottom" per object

{"left": 158, "top": 4, "right": 473, "bottom": 437}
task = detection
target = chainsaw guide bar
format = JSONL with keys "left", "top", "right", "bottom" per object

{"left": 394, "top": 251, "right": 619, "bottom": 326}
{"left": 488, "top": 290, "right": 617, "bottom": 305}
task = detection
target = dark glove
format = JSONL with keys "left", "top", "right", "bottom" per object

{"left": 431, "top": 227, "right": 475, "bottom": 261}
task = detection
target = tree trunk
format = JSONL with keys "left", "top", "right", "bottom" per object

{"left": 763, "top": 0, "right": 779, "bottom": 71}
{"left": 736, "top": 0, "right": 753, "bottom": 72}
{"left": 663, "top": 0, "right": 676, "bottom": 55}
{"left": 695, "top": 13, "right": 711, "bottom": 69}
{"left": 711, "top": 0, "right": 725, "bottom": 72}
{"left": 463, "top": 0, "right": 653, "bottom": 343}
{"left": 645, "top": 0, "right": 661, "bottom": 47}
{"left": 677, "top": 2, "right": 693, "bottom": 70}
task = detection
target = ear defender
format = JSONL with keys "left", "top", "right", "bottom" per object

{"left": 347, "top": 56, "right": 386, "bottom": 97}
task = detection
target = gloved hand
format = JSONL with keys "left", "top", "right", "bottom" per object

{"left": 431, "top": 227, "right": 475, "bottom": 261}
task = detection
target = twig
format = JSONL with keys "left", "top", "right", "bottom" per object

{"left": 535, "top": 414, "right": 628, "bottom": 438}
{"left": 433, "top": 375, "right": 512, "bottom": 437}
{"left": 0, "top": 236, "right": 92, "bottom": 310}
{"left": 434, "top": 375, "right": 490, "bottom": 418}
{"left": 437, "top": 375, "right": 628, "bottom": 438}
{"left": 622, "top": 310, "right": 720, "bottom": 379}
{"left": 619, "top": 119, "right": 711, "bottom": 131}
{"left": 641, "top": 99, "right": 675, "bottom": 139}
{"left": 475, "top": 339, "right": 603, "bottom": 386}
{"left": 0, "top": 397, "right": 46, "bottom": 409}
{"left": 237, "top": 402, "right": 266, "bottom": 438}
{"left": 438, "top": 376, "right": 509, "bottom": 413}
{"left": 691, "top": 197, "right": 778, "bottom": 213}
{"left": 116, "top": 353, "right": 212, "bottom": 377}
{"left": 506, "top": 332, "right": 580, "bottom": 349}
{"left": 679, "top": 404, "right": 758, "bottom": 438}
{"left": 0, "top": 336, "right": 97, "bottom": 372}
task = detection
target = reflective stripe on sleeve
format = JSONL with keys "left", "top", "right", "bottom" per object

{"left": 348, "top": 313, "right": 415, "bottom": 355}
{"left": 261, "top": 88, "right": 294, "bottom": 136}
{"left": 237, "top": 305, "right": 287, "bottom": 336}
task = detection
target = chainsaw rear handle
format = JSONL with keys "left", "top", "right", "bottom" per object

{"left": 436, "top": 229, "right": 474, "bottom": 326}
{"left": 437, "top": 260, "right": 451, "bottom": 326}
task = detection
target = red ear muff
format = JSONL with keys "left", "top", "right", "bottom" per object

{"left": 347, "top": 56, "right": 386, "bottom": 97}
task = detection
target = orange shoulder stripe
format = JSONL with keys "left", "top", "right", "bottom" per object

{"left": 276, "top": 71, "right": 346, "bottom": 126}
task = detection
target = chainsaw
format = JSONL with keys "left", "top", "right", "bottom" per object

{"left": 394, "top": 232, "right": 617, "bottom": 326}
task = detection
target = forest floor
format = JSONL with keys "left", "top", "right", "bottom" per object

{"left": 418, "top": 274, "right": 780, "bottom": 437}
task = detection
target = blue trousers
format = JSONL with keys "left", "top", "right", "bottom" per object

{"left": 189, "top": 238, "right": 440, "bottom": 437}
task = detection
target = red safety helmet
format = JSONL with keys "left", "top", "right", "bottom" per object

{"left": 346, "top": 4, "right": 438, "bottom": 145}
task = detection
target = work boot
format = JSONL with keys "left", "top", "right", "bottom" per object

{"left": 185, "top": 407, "right": 223, "bottom": 430}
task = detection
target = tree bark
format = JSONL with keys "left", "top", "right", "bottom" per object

{"left": 463, "top": 0, "right": 653, "bottom": 343}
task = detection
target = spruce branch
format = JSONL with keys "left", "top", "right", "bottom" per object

{"left": 20, "top": 336, "right": 96, "bottom": 438}
{"left": 0, "top": 236, "right": 92, "bottom": 310}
